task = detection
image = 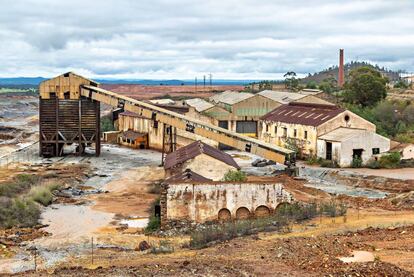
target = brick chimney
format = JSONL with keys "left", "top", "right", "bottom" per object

{"left": 338, "top": 49, "right": 345, "bottom": 87}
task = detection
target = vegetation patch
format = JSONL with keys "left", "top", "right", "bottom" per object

{"left": 223, "top": 170, "right": 247, "bottom": 182}
{"left": 189, "top": 202, "right": 347, "bottom": 249}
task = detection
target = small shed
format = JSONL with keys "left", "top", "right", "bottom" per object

{"left": 119, "top": 130, "right": 148, "bottom": 149}
{"left": 317, "top": 127, "right": 390, "bottom": 167}
{"left": 164, "top": 140, "right": 240, "bottom": 180}
{"left": 391, "top": 143, "right": 414, "bottom": 160}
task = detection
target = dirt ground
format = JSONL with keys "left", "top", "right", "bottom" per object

{"left": 12, "top": 210, "right": 414, "bottom": 276}
{"left": 100, "top": 84, "right": 243, "bottom": 100}
{"left": 91, "top": 166, "right": 165, "bottom": 217}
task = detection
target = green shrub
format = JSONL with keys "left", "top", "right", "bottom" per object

{"left": 0, "top": 197, "right": 41, "bottom": 228}
{"left": 100, "top": 115, "right": 115, "bottom": 132}
{"left": 145, "top": 215, "right": 160, "bottom": 233}
{"left": 319, "top": 159, "right": 339, "bottom": 168}
{"left": 0, "top": 174, "right": 39, "bottom": 198}
{"left": 320, "top": 201, "right": 347, "bottom": 217}
{"left": 379, "top": 152, "right": 401, "bottom": 169}
{"left": 306, "top": 155, "right": 320, "bottom": 165}
{"left": 223, "top": 170, "right": 247, "bottom": 182}
{"left": 351, "top": 157, "right": 363, "bottom": 168}
{"left": 28, "top": 183, "right": 61, "bottom": 206}
{"left": 366, "top": 159, "right": 380, "bottom": 169}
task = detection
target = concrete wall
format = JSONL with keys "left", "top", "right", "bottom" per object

{"left": 185, "top": 154, "right": 237, "bottom": 181}
{"left": 293, "top": 95, "right": 335, "bottom": 106}
{"left": 161, "top": 181, "right": 293, "bottom": 225}
{"left": 317, "top": 111, "right": 376, "bottom": 136}
{"left": 259, "top": 121, "right": 318, "bottom": 157}
{"left": 317, "top": 131, "right": 390, "bottom": 167}
{"left": 400, "top": 145, "right": 414, "bottom": 160}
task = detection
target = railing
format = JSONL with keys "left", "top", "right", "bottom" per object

{"left": 0, "top": 141, "right": 40, "bottom": 168}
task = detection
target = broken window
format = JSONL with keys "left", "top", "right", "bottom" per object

{"left": 274, "top": 126, "right": 277, "bottom": 136}
{"left": 293, "top": 129, "right": 297, "bottom": 137}
{"left": 283, "top": 127, "right": 287, "bottom": 137}
{"left": 372, "top": 148, "right": 380, "bottom": 155}
{"left": 304, "top": 130, "right": 308, "bottom": 139}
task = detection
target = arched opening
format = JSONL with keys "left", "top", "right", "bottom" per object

{"left": 218, "top": 208, "right": 231, "bottom": 222}
{"left": 275, "top": 202, "right": 292, "bottom": 217}
{"left": 236, "top": 207, "right": 251, "bottom": 220}
{"left": 255, "top": 205, "right": 271, "bottom": 218}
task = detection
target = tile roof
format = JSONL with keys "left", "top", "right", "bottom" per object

{"left": 261, "top": 102, "right": 344, "bottom": 127}
{"left": 258, "top": 90, "right": 306, "bottom": 104}
{"left": 164, "top": 140, "right": 240, "bottom": 170}
{"left": 209, "top": 91, "right": 254, "bottom": 105}
{"left": 185, "top": 98, "right": 214, "bottom": 112}
{"left": 164, "top": 169, "right": 212, "bottom": 183}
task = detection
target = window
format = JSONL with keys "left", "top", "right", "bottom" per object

{"left": 274, "top": 126, "right": 277, "bottom": 136}
{"left": 293, "top": 129, "right": 297, "bottom": 137}
{"left": 265, "top": 124, "right": 269, "bottom": 132}
{"left": 372, "top": 148, "right": 380, "bottom": 155}
{"left": 304, "top": 130, "right": 308, "bottom": 139}
{"left": 283, "top": 127, "right": 287, "bottom": 137}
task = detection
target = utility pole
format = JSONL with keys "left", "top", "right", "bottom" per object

{"left": 203, "top": 75, "right": 206, "bottom": 89}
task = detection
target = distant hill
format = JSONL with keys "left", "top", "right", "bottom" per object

{"left": 301, "top": 61, "right": 401, "bottom": 84}
{"left": 0, "top": 77, "right": 255, "bottom": 86}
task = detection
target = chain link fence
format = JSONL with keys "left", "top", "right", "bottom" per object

{"left": 0, "top": 141, "right": 40, "bottom": 168}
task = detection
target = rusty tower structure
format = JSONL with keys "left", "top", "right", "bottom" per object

{"left": 39, "top": 72, "right": 101, "bottom": 157}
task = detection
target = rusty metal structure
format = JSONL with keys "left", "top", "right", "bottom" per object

{"left": 39, "top": 72, "right": 100, "bottom": 157}
{"left": 39, "top": 72, "right": 294, "bottom": 164}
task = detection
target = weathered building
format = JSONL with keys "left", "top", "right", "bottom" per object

{"left": 390, "top": 143, "right": 414, "bottom": 160}
{"left": 39, "top": 72, "right": 100, "bottom": 157}
{"left": 164, "top": 140, "right": 240, "bottom": 181}
{"left": 258, "top": 90, "right": 334, "bottom": 106}
{"left": 160, "top": 177, "right": 293, "bottom": 226}
{"left": 118, "top": 130, "right": 148, "bottom": 149}
{"left": 317, "top": 127, "right": 390, "bottom": 167}
{"left": 259, "top": 102, "right": 380, "bottom": 162}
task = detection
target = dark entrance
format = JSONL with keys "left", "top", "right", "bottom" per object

{"left": 352, "top": 149, "right": 363, "bottom": 159}
{"left": 218, "top": 120, "right": 232, "bottom": 150}
{"left": 326, "top": 142, "right": 332, "bottom": 160}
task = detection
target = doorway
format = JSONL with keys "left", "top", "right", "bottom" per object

{"left": 353, "top": 149, "right": 363, "bottom": 159}
{"left": 326, "top": 142, "right": 332, "bottom": 160}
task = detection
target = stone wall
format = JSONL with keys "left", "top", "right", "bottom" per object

{"left": 160, "top": 181, "right": 293, "bottom": 228}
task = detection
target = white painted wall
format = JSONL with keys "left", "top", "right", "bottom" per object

{"left": 317, "top": 131, "right": 390, "bottom": 167}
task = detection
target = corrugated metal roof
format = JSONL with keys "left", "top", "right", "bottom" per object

{"left": 318, "top": 127, "right": 367, "bottom": 142}
{"left": 185, "top": 98, "right": 214, "bottom": 112}
{"left": 209, "top": 91, "right": 254, "bottom": 105}
{"left": 164, "top": 140, "right": 240, "bottom": 170}
{"left": 258, "top": 90, "right": 306, "bottom": 104}
{"left": 149, "top": 99, "right": 175, "bottom": 105}
{"left": 261, "top": 102, "right": 344, "bottom": 126}
{"left": 164, "top": 169, "right": 212, "bottom": 183}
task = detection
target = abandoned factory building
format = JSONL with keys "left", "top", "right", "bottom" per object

{"left": 163, "top": 140, "right": 240, "bottom": 181}
{"left": 260, "top": 102, "right": 390, "bottom": 166}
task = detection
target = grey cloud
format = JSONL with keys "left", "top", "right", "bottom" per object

{"left": 0, "top": 0, "right": 413, "bottom": 78}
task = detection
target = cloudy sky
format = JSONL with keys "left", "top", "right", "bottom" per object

{"left": 1, "top": 0, "right": 413, "bottom": 79}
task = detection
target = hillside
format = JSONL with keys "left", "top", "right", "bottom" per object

{"left": 301, "top": 61, "right": 401, "bottom": 84}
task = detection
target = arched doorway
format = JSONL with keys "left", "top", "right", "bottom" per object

{"left": 255, "top": 205, "right": 271, "bottom": 218}
{"left": 236, "top": 207, "right": 251, "bottom": 220}
{"left": 218, "top": 208, "right": 232, "bottom": 222}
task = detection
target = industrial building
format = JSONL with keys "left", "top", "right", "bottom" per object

{"left": 260, "top": 102, "right": 390, "bottom": 166}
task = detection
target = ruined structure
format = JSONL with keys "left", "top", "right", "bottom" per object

{"left": 39, "top": 72, "right": 100, "bottom": 157}
{"left": 164, "top": 140, "right": 240, "bottom": 180}
{"left": 160, "top": 177, "right": 293, "bottom": 226}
